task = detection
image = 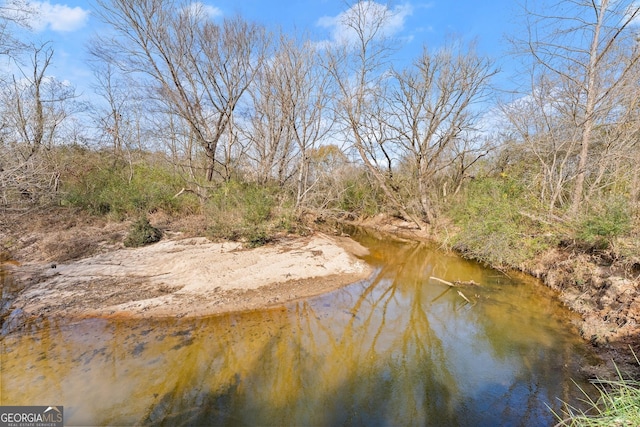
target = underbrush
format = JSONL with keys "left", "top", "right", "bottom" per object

{"left": 336, "top": 173, "right": 383, "bottom": 216}
{"left": 205, "top": 180, "right": 302, "bottom": 247}
{"left": 574, "top": 195, "right": 633, "bottom": 251}
{"left": 448, "top": 177, "right": 556, "bottom": 268}
{"left": 57, "top": 151, "right": 309, "bottom": 247}
{"left": 61, "top": 152, "right": 199, "bottom": 218}
{"left": 444, "top": 177, "right": 639, "bottom": 270}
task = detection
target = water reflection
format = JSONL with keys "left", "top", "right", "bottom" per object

{"left": 1, "top": 230, "right": 595, "bottom": 426}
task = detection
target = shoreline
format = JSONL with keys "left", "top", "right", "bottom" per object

{"left": 3, "top": 233, "right": 372, "bottom": 324}
{"left": 2, "top": 210, "right": 638, "bottom": 378}
{"left": 345, "top": 214, "right": 640, "bottom": 378}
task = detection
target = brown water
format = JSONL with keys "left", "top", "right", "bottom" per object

{"left": 1, "top": 229, "right": 597, "bottom": 426}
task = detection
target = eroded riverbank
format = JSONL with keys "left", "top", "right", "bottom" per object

{"left": 348, "top": 214, "right": 640, "bottom": 379}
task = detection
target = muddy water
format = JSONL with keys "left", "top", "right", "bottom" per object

{"left": 1, "top": 229, "right": 597, "bottom": 426}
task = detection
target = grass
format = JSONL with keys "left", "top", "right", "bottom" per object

{"left": 552, "top": 352, "right": 640, "bottom": 426}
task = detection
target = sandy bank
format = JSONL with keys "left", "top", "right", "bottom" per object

{"left": 8, "top": 233, "right": 372, "bottom": 320}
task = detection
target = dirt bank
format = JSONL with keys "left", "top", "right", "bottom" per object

{"left": 0, "top": 210, "right": 371, "bottom": 329}
{"left": 527, "top": 247, "right": 640, "bottom": 376}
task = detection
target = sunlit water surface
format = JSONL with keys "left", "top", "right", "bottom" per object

{"left": 1, "top": 229, "right": 597, "bottom": 426}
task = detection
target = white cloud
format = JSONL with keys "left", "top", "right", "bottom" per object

{"left": 184, "top": 2, "right": 223, "bottom": 20}
{"left": 317, "top": 1, "right": 413, "bottom": 46}
{"left": 26, "top": 1, "right": 90, "bottom": 32}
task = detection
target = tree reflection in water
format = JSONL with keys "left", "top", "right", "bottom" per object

{"left": 1, "top": 229, "right": 596, "bottom": 426}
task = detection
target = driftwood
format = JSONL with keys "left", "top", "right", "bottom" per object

{"left": 457, "top": 290, "right": 472, "bottom": 304}
{"left": 429, "top": 276, "right": 455, "bottom": 287}
{"left": 429, "top": 276, "right": 478, "bottom": 306}
{"left": 453, "top": 280, "right": 479, "bottom": 287}
{"left": 429, "top": 277, "right": 480, "bottom": 287}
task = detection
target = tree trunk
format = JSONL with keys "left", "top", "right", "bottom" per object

{"left": 353, "top": 132, "right": 427, "bottom": 230}
{"left": 570, "top": 0, "right": 606, "bottom": 217}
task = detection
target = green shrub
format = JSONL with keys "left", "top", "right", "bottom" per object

{"left": 246, "top": 228, "right": 272, "bottom": 248}
{"left": 337, "top": 174, "right": 382, "bottom": 216}
{"left": 449, "top": 177, "right": 552, "bottom": 267}
{"left": 205, "top": 180, "right": 296, "bottom": 247}
{"left": 576, "top": 196, "right": 632, "bottom": 249}
{"left": 278, "top": 210, "right": 309, "bottom": 235}
{"left": 241, "top": 184, "right": 275, "bottom": 224}
{"left": 61, "top": 154, "right": 198, "bottom": 218}
{"left": 124, "top": 217, "right": 162, "bottom": 247}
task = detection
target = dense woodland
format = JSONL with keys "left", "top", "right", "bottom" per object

{"left": 1, "top": 0, "right": 639, "bottom": 267}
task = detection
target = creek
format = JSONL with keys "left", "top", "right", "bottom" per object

{"left": 1, "top": 228, "right": 598, "bottom": 426}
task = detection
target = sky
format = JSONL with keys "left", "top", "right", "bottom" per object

{"left": 3, "top": 0, "right": 522, "bottom": 99}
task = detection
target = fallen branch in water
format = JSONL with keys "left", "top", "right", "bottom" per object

{"left": 453, "top": 280, "right": 480, "bottom": 287}
{"left": 457, "top": 290, "right": 472, "bottom": 304}
{"left": 430, "top": 277, "right": 481, "bottom": 287}
{"left": 430, "top": 277, "right": 478, "bottom": 306}
{"left": 429, "top": 276, "right": 454, "bottom": 287}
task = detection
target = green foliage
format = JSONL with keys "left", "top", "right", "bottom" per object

{"left": 205, "top": 180, "right": 295, "bottom": 247}
{"left": 241, "top": 183, "right": 275, "bottom": 224}
{"left": 124, "top": 217, "right": 162, "bottom": 247}
{"left": 61, "top": 154, "right": 199, "bottom": 218}
{"left": 337, "top": 174, "right": 382, "bottom": 216}
{"left": 245, "top": 228, "right": 272, "bottom": 248}
{"left": 449, "top": 177, "right": 553, "bottom": 267}
{"left": 276, "top": 210, "right": 307, "bottom": 235}
{"left": 576, "top": 196, "right": 632, "bottom": 249}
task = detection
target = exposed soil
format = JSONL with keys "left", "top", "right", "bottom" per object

{"left": 527, "top": 247, "right": 640, "bottom": 378}
{"left": 0, "top": 208, "right": 371, "bottom": 332}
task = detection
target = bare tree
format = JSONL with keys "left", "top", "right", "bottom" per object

{"left": 88, "top": 61, "right": 133, "bottom": 156}
{"left": 327, "top": 2, "right": 495, "bottom": 227}
{"left": 0, "top": 0, "right": 33, "bottom": 58}
{"left": 93, "top": 0, "right": 268, "bottom": 182}
{"left": 501, "top": 71, "right": 582, "bottom": 212}
{"left": 386, "top": 41, "right": 495, "bottom": 223}
{"left": 515, "top": 0, "right": 640, "bottom": 216}
{"left": 326, "top": 1, "right": 424, "bottom": 228}
{"left": 245, "top": 33, "right": 296, "bottom": 186}
{"left": 622, "top": 70, "right": 640, "bottom": 206}
{"left": 245, "top": 31, "right": 334, "bottom": 207}
{"left": 2, "top": 44, "right": 79, "bottom": 158}
{"left": 289, "top": 44, "right": 335, "bottom": 209}
{"left": 0, "top": 43, "right": 82, "bottom": 206}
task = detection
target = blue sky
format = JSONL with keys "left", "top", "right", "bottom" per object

{"left": 4, "top": 0, "right": 520, "bottom": 96}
